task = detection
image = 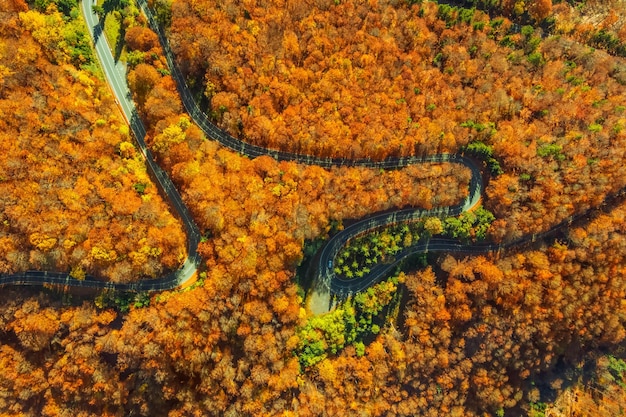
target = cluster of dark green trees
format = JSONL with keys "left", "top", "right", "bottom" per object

{"left": 334, "top": 208, "right": 495, "bottom": 280}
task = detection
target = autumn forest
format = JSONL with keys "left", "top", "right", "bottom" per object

{"left": 1, "top": 0, "right": 626, "bottom": 415}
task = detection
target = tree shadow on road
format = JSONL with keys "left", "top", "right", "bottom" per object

{"left": 94, "top": 0, "right": 129, "bottom": 62}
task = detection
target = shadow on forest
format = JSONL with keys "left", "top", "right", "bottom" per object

{"left": 96, "top": 0, "right": 129, "bottom": 62}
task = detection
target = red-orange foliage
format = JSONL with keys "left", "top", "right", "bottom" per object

{"left": 124, "top": 26, "right": 159, "bottom": 52}
{"left": 97, "top": 1, "right": 626, "bottom": 415}
{"left": 0, "top": 3, "right": 186, "bottom": 281}
{"left": 161, "top": 0, "right": 626, "bottom": 243}
{"left": 3, "top": 0, "right": 626, "bottom": 416}
{"left": 552, "top": 0, "right": 626, "bottom": 56}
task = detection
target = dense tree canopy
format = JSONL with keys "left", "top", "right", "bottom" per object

{"left": 1, "top": 0, "right": 626, "bottom": 416}
{"left": 0, "top": 0, "right": 185, "bottom": 282}
{"left": 163, "top": 0, "right": 626, "bottom": 241}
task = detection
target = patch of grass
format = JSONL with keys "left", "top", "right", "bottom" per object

{"left": 103, "top": 10, "right": 129, "bottom": 62}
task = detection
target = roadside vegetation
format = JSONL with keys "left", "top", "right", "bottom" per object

{"left": 92, "top": 0, "right": 139, "bottom": 61}
{"left": 24, "top": 0, "right": 95, "bottom": 70}
{"left": 3, "top": 0, "right": 626, "bottom": 416}
{"left": 297, "top": 276, "right": 400, "bottom": 368}
{"left": 334, "top": 208, "right": 495, "bottom": 280}
{"left": 0, "top": 0, "right": 186, "bottom": 282}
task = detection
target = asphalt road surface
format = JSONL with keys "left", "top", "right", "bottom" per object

{"left": 3, "top": 0, "right": 602, "bottom": 300}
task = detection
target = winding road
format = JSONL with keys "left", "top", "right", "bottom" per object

{"left": 0, "top": 0, "right": 202, "bottom": 291}
{"left": 0, "top": 1, "right": 609, "bottom": 299}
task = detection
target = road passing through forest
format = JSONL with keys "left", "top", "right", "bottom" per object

{"left": 1, "top": 0, "right": 602, "bottom": 300}
{"left": 0, "top": 0, "right": 202, "bottom": 291}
